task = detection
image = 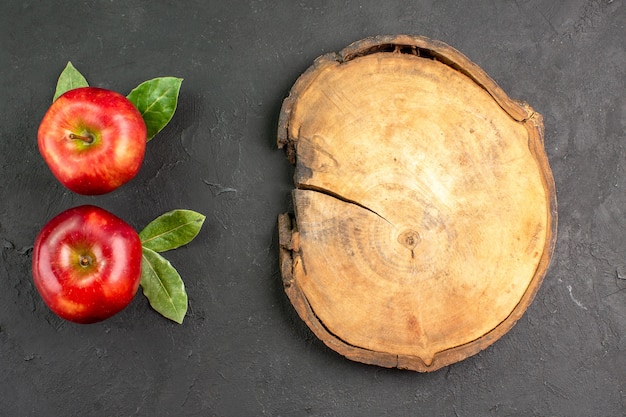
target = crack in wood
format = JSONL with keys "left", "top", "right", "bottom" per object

{"left": 295, "top": 183, "right": 393, "bottom": 226}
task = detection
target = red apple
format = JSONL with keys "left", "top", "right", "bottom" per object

{"left": 32, "top": 205, "right": 143, "bottom": 324}
{"left": 38, "top": 87, "right": 147, "bottom": 195}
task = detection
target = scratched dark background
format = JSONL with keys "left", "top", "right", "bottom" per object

{"left": 1, "top": 0, "right": 625, "bottom": 416}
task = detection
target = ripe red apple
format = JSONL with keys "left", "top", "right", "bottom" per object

{"left": 38, "top": 87, "right": 147, "bottom": 195}
{"left": 32, "top": 205, "right": 143, "bottom": 324}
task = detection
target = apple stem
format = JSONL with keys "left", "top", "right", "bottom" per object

{"left": 69, "top": 133, "right": 95, "bottom": 144}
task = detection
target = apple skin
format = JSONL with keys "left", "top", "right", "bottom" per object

{"left": 38, "top": 87, "right": 147, "bottom": 195}
{"left": 32, "top": 205, "right": 143, "bottom": 324}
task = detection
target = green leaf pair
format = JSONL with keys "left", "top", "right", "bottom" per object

{"left": 54, "top": 61, "right": 183, "bottom": 141}
{"left": 53, "top": 63, "right": 202, "bottom": 324}
{"left": 139, "top": 210, "right": 206, "bottom": 324}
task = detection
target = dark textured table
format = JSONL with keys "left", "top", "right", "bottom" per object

{"left": 1, "top": 1, "right": 624, "bottom": 416}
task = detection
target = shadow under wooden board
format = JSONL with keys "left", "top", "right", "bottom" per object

{"left": 277, "top": 35, "right": 557, "bottom": 372}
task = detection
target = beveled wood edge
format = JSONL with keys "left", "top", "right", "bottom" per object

{"left": 338, "top": 35, "right": 533, "bottom": 122}
{"left": 276, "top": 35, "right": 559, "bottom": 372}
{"left": 278, "top": 213, "right": 410, "bottom": 370}
{"left": 276, "top": 51, "right": 340, "bottom": 164}
{"left": 277, "top": 34, "right": 536, "bottom": 163}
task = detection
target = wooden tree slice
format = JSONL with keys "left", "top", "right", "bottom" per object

{"left": 277, "top": 35, "right": 557, "bottom": 372}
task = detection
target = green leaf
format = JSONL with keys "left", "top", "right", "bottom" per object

{"left": 126, "top": 77, "right": 183, "bottom": 141}
{"left": 139, "top": 209, "right": 205, "bottom": 253}
{"left": 140, "top": 247, "right": 188, "bottom": 324}
{"left": 53, "top": 61, "right": 89, "bottom": 101}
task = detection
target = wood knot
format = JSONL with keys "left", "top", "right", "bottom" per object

{"left": 398, "top": 229, "right": 421, "bottom": 250}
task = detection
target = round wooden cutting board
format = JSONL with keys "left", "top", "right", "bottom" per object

{"left": 277, "top": 35, "right": 557, "bottom": 372}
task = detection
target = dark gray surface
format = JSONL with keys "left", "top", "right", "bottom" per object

{"left": 1, "top": 1, "right": 625, "bottom": 416}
